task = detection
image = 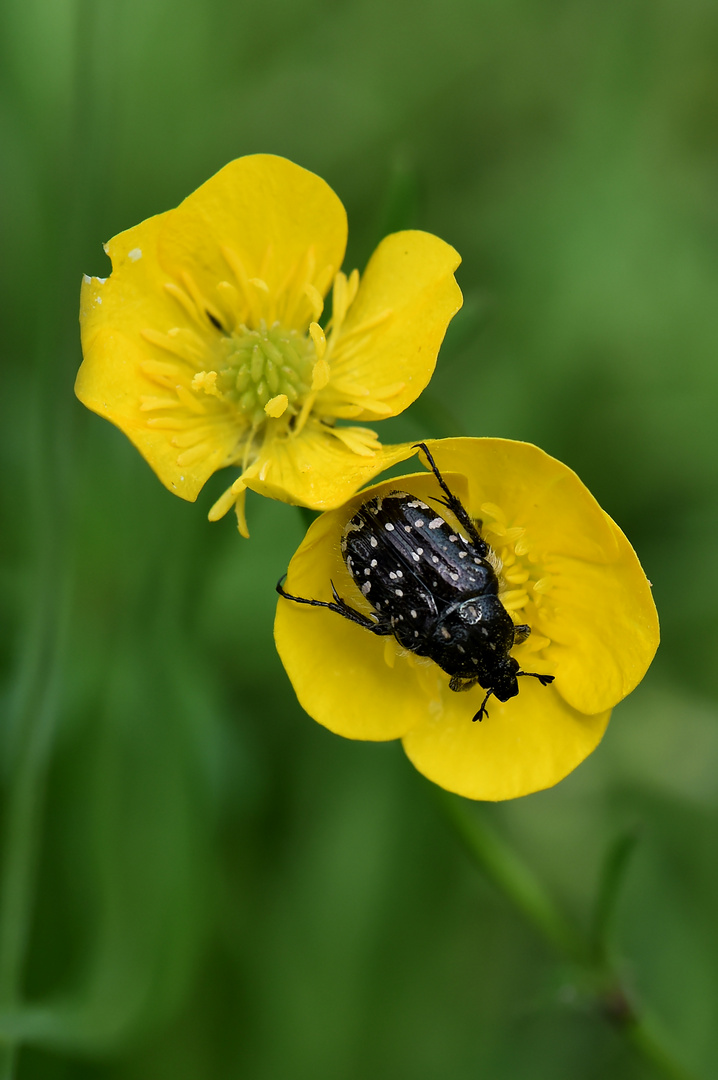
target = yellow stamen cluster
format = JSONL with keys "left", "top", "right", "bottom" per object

{"left": 479, "top": 501, "right": 552, "bottom": 654}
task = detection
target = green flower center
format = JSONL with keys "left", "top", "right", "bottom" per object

{"left": 198, "top": 321, "right": 317, "bottom": 426}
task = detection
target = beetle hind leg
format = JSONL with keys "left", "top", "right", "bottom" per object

{"left": 513, "top": 623, "right": 531, "bottom": 646}
{"left": 414, "top": 442, "right": 489, "bottom": 555}
{"left": 276, "top": 576, "right": 393, "bottom": 636}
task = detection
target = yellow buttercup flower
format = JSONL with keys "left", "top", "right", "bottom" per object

{"left": 274, "top": 438, "right": 659, "bottom": 801}
{"left": 76, "top": 155, "right": 462, "bottom": 534}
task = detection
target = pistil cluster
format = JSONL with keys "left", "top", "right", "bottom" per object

{"left": 192, "top": 321, "right": 319, "bottom": 426}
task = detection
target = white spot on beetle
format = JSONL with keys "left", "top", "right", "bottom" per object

{"left": 371, "top": 559, "right": 377, "bottom": 567}
{"left": 416, "top": 547, "right": 423, "bottom": 555}
{"left": 450, "top": 573, "right": 459, "bottom": 581}
{"left": 410, "top": 610, "right": 417, "bottom": 618}
{"left": 390, "top": 572, "right": 397, "bottom": 580}
{"left": 396, "top": 570, "right": 403, "bottom": 578}
{"left": 362, "top": 582, "right": 371, "bottom": 595}
{"left": 432, "top": 556, "right": 439, "bottom": 563}
{"left": 449, "top": 535, "right": 458, "bottom": 542}
{"left": 459, "top": 551, "right": 468, "bottom": 558}
{"left": 370, "top": 537, "right": 378, "bottom": 548}
{"left": 395, "top": 589, "right": 403, "bottom": 597}
{"left": 364, "top": 568, "right": 371, "bottom": 576}
{"left": 415, "top": 519, "right": 424, "bottom": 528}
{"left": 385, "top": 522, "right": 394, "bottom": 531}
{"left": 412, "top": 553, "right": 420, "bottom": 562}
{"left": 404, "top": 525, "right": 412, "bottom": 532}
{"left": 429, "top": 518, "right": 443, "bottom": 529}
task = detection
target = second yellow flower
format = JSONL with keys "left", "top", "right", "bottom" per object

{"left": 76, "top": 155, "right": 462, "bottom": 533}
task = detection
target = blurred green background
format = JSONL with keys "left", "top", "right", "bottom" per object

{"left": 2, "top": 0, "right": 718, "bottom": 1076}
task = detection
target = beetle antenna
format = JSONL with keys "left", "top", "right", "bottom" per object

{"left": 517, "top": 671, "right": 555, "bottom": 686}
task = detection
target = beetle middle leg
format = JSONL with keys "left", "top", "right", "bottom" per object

{"left": 276, "top": 576, "right": 393, "bottom": 636}
{"left": 449, "top": 674, "right": 480, "bottom": 693}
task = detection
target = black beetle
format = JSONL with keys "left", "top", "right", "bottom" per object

{"left": 277, "top": 443, "right": 554, "bottom": 721}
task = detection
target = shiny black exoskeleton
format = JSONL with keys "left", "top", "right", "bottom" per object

{"left": 277, "top": 444, "right": 554, "bottom": 721}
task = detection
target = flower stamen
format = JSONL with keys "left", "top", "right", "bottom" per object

{"left": 265, "top": 393, "right": 289, "bottom": 418}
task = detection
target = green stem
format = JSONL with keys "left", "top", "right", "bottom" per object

{"left": 0, "top": 344, "right": 69, "bottom": 1078}
{"left": 0, "top": 644, "right": 62, "bottom": 1078}
{"left": 434, "top": 790, "right": 702, "bottom": 1080}
{"left": 590, "top": 826, "right": 640, "bottom": 965}
{"left": 626, "top": 1013, "right": 701, "bottom": 1080}
{"left": 434, "top": 789, "right": 585, "bottom": 963}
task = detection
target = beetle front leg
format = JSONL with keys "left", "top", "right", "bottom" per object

{"left": 472, "top": 688, "right": 494, "bottom": 722}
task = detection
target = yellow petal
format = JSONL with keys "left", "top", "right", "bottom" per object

{"left": 540, "top": 513, "right": 660, "bottom": 714}
{"left": 402, "top": 683, "right": 612, "bottom": 801}
{"left": 322, "top": 230, "right": 462, "bottom": 419}
{"left": 274, "top": 473, "right": 449, "bottom": 740}
{"left": 245, "top": 423, "right": 417, "bottom": 510}
{"left": 417, "top": 439, "right": 659, "bottom": 715}
{"left": 77, "top": 209, "right": 242, "bottom": 499}
{"left": 79, "top": 212, "right": 203, "bottom": 359}
{"left": 420, "top": 437, "right": 619, "bottom": 563}
{"left": 157, "top": 155, "right": 347, "bottom": 329}
{"left": 76, "top": 324, "right": 239, "bottom": 500}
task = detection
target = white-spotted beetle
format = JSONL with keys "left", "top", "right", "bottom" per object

{"left": 277, "top": 443, "right": 554, "bottom": 721}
